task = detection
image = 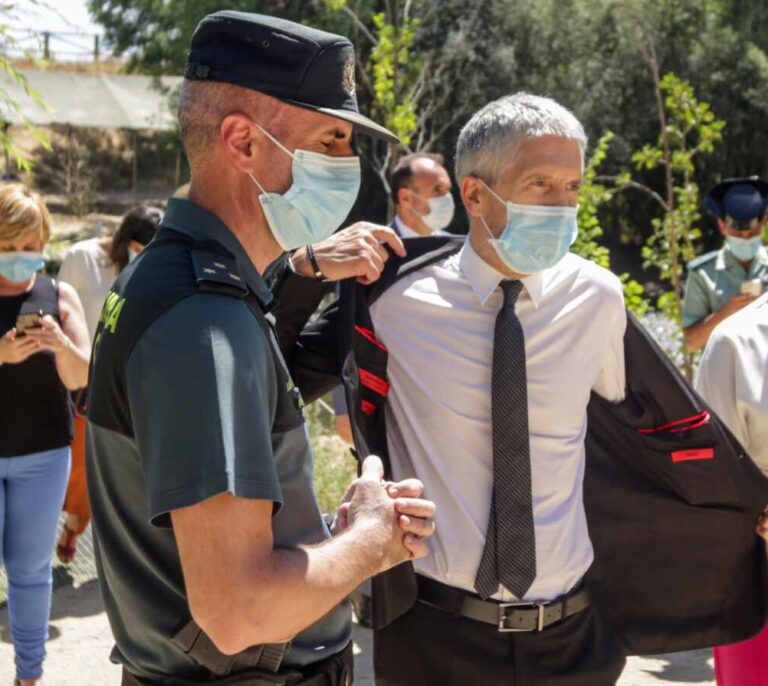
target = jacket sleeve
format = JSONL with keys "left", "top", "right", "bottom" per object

{"left": 271, "top": 269, "right": 345, "bottom": 404}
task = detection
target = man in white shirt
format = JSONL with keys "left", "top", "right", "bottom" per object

{"left": 695, "top": 293, "right": 768, "bottom": 686}
{"left": 696, "top": 293, "right": 768, "bottom": 476}
{"left": 388, "top": 152, "right": 455, "bottom": 237}
{"left": 367, "top": 93, "right": 627, "bottom": 685}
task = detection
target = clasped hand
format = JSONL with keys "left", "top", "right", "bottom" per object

{"left": 332, "top": 456, "right": 436, "bottom": 569}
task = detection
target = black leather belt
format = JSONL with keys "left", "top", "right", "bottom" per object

{"left": 416, "top": 575, "right": 592, "bottom": 633}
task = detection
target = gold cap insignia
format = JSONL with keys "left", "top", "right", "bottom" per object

{"left": 342, "top": 54, "right": 356, "bottom": 97}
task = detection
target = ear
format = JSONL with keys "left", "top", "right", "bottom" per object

{"left": 461, "top": 176, "right": 485, "bottom": 218}
{"left": 220, "top": 114, "right": 260, "bottom": 174}
{"left": 397, "top": 186, "right": 411, "bottom": 207}
{"left": 716, "top": 218, "right": 728, "bottom": 237}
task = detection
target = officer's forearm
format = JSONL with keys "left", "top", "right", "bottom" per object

{"left": 684, "top": 312, "right": 727, "bottom": 352}
{"left": 197, "top": 523, "right": 386, "bottom": 655}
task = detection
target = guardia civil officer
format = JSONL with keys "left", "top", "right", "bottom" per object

{"left": 85, "top": 12, "right": 436, "bottom": 686}
{"left": 682, "top": 176, "right": 768, "bottom": 351}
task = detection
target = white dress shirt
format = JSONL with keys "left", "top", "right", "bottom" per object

{"left": 370, "top": 238, "right": 627, "bottom": 602}
{"left": 695, "top": 293, "right": 768, "bottom": 477}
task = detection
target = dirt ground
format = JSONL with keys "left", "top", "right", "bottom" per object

{"left": 0, "top": 581, "right": 716, "bottom": 685}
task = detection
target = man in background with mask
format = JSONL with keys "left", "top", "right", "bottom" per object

{"left": 85, "top": 12, "right": 437, "bottom": 685}
{"left": 682, "top": 177, "right": 768, "bottom": 351}
{"left": 280, "top": 92, "right": 628, "bottom": 685}
{"left": 389, "top": 152, "right": 455, "bottom": 237}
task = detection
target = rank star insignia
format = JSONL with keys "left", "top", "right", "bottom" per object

{"left": 342, "top": 54, "right": 356, "bottom": 97}
{"left": 203, "top": 268, "right": 216, "bottom": 275}
{"left": 214, "top": 262, "right": 226, "bottom": 269}
{"left": 228, "top": 273, "right": 242, "bottom": 281}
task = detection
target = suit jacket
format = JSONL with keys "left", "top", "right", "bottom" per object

{"left": 273, "top": 236, "right": 768, "bottom": 655}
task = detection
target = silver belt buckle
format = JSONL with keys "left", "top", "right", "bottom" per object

{"left": 497, "top": 602, "right": 546, "bottom": 633}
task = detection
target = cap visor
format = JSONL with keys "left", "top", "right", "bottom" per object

{"left": 283, "top": 99, "right": 400, "bottom": 145}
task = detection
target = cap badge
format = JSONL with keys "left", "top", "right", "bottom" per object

{"left": 342, "top": 54, "right": 356, "bottom": 97}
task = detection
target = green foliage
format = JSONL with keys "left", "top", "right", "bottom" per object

{"left": 574, "top": 131, "right": 615, "bottom": 270}
{"left": 635, "top": 73, "right": 724, "bottom": 326}
{"left": 304, "top": 399, "right": 356, "bottom": 515}
{"left": 370, "top": 12, "right": 420, "bottom": 146}
{"left": 0, "top": 2, "right": 50, "bottom": 169}
{"left": 574, "top": 131, "right": 649, "bottom": 316}
{"left": 88, "top": 1, "right": 324, "bottom": 75}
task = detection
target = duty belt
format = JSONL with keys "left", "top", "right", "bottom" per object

{"left": 416, "top": 575, "right": 592, "bottom": 633}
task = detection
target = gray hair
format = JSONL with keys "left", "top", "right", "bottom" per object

{"left": 455, "top": 92, "right": 587, "bottom": 183}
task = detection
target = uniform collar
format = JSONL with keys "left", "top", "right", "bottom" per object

{"left": 716, "top": 244, "right": 768, "bottom": 269}
{"left": 458, "top": 236, "right": 543, "bottom": 308}
{"left": 162, "top": 198, "right": 273, "bottom": 307}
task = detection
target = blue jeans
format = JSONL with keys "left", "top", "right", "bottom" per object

{"left": 0, "top": 447, "right": 71, "bottom": 680}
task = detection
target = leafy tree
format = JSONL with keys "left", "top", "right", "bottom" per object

{"left": 87, "top": 1, "right": 324, "bottom": 76}
{"left": 574, "top": 131, "right": 648, "bottom": 316}
{"left": 0, "top": 2, "right": 50, "bottom": 169}
{"left": 88, "top": 0, "right": 768, "bottom": 276}
{"left": 632, "top": 68, "right": 723, "bottom": 375}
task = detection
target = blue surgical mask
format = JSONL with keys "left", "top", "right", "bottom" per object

{"left": 0, "top": 251, "right": 45, "bottom": 281}
{"left": 480, "top": 181, "right": 578, "bottom": 274}
{"left": 249, "top": 123, "right": 361, "bottom": 251}
{"left": 726, "top": 235, "right": 763, "bottom": 262}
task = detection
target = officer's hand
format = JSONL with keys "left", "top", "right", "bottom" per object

{"left": 346, "top": 456, "right": 435, "bottom": 571}
{"left": 724, "top": 293, "right": 760, "bottom": 317}
{"left": 291, "top": 223, "right": 406, "bottom": 285}
{"left": 756, "top": 505, "right": 768, "bottom": 541}
{"left": 0, "top": 327, "right": 41, "bottom": 364}
{"left": 331, "top": 477, "right": 435, "bottom": 545}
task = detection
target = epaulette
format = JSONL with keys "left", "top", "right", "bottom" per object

{"left": 687, "top": 250, "right": 719, "bottom": 271}
{"left": 191, "top": 248, "right": 248, "bottom": 297}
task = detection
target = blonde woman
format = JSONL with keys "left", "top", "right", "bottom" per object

{"left": 0, "top": 184, "right": 89, "bottom": 686}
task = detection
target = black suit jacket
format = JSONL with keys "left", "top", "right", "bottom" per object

{"left": 273, "top": 236, "right": 768, "bottom": 655}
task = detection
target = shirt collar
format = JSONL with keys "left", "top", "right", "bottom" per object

{"left": 717, "top": 244, "right": 768, "bottom": 272}
{"left": 394, "top": 214, "right": 422, "bottom": 239}
{"left": 458, "top": 236, "right": 543, "bottom": 308}
{"left": 161, "top": 198, "right": 273, "bottom": 307}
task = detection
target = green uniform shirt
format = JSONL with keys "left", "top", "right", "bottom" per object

{"left": 85, "top": 199, "right": 351, "bottom": 681}
{"left": 682, "top": 245, "right": 768, "bottom": 328}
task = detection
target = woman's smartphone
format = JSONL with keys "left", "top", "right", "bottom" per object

{"left": 15, "top": 311, "right": 43, "bottom": 335}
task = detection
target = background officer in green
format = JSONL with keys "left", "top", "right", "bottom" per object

{"left": 85, "top": 12, "right": 436, "bottom": 686}
{"left": 682, "top": 177, "right": 768, "bottom": 351}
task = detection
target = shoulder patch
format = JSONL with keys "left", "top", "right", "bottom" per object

{"left": 191, "top": 249, "right": 248, "bottom": 297}
{"left": 687, "top": 250, "right": 719, "bottom": 270}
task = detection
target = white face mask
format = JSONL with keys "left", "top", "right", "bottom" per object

{"left": 416, "top": 192, "right": 455, "bottom": 232}
{"left": 726, "top": 235, "right": 763, "bottom": 262}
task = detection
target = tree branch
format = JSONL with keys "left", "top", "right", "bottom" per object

{"left": 595, "top": 175, "right": 669, "bottom": 212}
{"left": 341, "top": 5, "right": 377, "bottom": 46}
